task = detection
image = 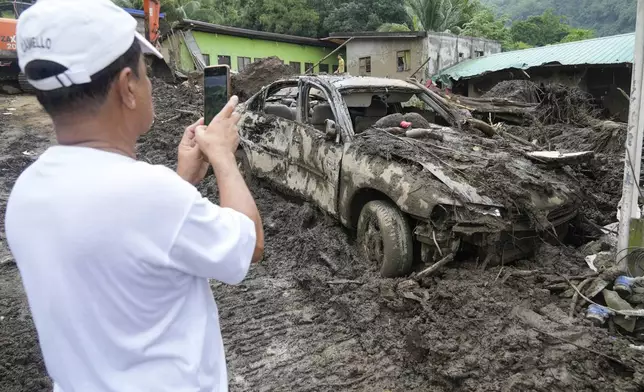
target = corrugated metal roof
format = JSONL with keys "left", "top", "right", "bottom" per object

{"left": 435, "top": 32, "right": 635, "bottom": 82}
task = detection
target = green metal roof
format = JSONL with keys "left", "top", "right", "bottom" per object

{"left": 435, "top": 32, "right": 635, "bottom": 83}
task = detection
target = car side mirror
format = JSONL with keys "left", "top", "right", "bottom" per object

{"left": 325, "top": 119, "right": 338, "bottom": 140}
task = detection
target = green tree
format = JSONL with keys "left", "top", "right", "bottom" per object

{"left": 405, "top": 0, "right": 480, "bottom": 32}
{"left": 461, "top": 8, "right": 509, "bottom": 43}
{"left": 241, "top": 0, "right": 319, "bottom": 37}
{"left": 503, "top": 41, "right": 533, "bottom": 50}
{"left": 481, "top": 0, "right": 633, "bottom": 38}
{"left": 560, "top": 28, "right": 595, "bottom": 43}
{"left": 307, "top": 0, "right": 342, "bottom": 37}
{"left": 323, "top": 0, "right": 409, "bottom": 33}
{"left": 509, "top": 9, "right": 570, "bottom": 46}
{"left": 377, "top": 23, "right": 412, "bottom": 32}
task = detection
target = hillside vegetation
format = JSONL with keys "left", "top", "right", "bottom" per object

{"left": 481, "top": 0, "right": 635, "bottom": 36}
{"left": 116, "top": 0, "right": 603, "bottom": 48}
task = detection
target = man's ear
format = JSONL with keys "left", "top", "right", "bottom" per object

{"left": 117, "top": 66, "right": 137, "bottom": 110}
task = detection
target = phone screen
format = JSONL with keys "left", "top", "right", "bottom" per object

{"left": 204, "top": 66, "right": 230, "bottom": 125}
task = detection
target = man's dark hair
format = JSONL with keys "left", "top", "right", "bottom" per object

{"left": 25, "top": 41, "right": 142, "bottom": 117}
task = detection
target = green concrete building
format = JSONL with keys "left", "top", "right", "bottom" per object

{"left": 162, "top": 19, "right": 341, "bottom": 74}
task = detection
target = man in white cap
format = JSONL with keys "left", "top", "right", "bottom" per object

{"left": 5, "top": 1, "right": 264, "bottom": 391}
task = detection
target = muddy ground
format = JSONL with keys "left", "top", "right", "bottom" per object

{"left": 2, "top": 83, "right": 644, "bottom": 392}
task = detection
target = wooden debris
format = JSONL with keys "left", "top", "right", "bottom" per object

{"left": 177, "top": 109, "right": 200, "bottom": 117}
{"left": 500, "top": 269, "right": 538, "bottom": 285}
{"left": 327, "top": 280, "right": 362, "bottom": 285}
{"left": 466, "top": 118, "right": 496, "bottom": 137}
{"left": 416, "top": 253, "right": 454, "bottom": 278}
{"left": 160, "top": 113, "right": 182, "bottom": 124}
{"left": 526, "top": 151, "right": 594, "bottom": 165}
{"left": 569, "top": 277, "right": 594, "bottom": 317}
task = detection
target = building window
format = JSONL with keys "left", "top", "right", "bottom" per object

{"left": 459, "top": 53, "right": 464, "bottom": 58}
{"left": 304, "top": 62, "right": 314, "bottom": 74}
{"left": 359, "top": 57, "right": 371, "bottom": 75}
{"left": 202, "top": 54, "right": 210, "bottom": 66}
{"left": 289, "top": 61, "right": 301, "bottom": 73}
{"left": 218, "top": 55, "right": 231, "bottom": 66}
{"left": 396, "top": 50, "right": 410, "bottom": 72}
{"left": 237, "top": 56, "right": 251, "bottom": 71}
{"left": 319, "top": 63, "right": 329, "bottom": 73}
{"left": 475, "top": 50, "right": 484, "bottom": 58}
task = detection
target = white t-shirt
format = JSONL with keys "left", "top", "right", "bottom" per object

{"left": 5, "top": 145, "right": 256, "bottom": 392}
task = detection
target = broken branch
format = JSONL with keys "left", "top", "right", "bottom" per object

{"left": 466, "top": 118, "right": 496, "bottom": 137}
{"left": 569, "top": 277, "right": 594, "bottom": 317}
{"left": 160, "top": 113, "right": 182, "bottom": 124}
{"left": 500, "top": 269, "right": 538, "bottom": 285}
{"left": 177, "top": 109, "right": 200, "bottom": 117}
{"left": 416, "top": 253, "right": 454, "bottom": 278}
{"left": 501, "top": 129, "right": 536, "bottom": 148}
{"left": 327, "top": 279, "right": 362, "bottom": 285}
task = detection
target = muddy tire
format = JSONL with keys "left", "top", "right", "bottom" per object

{"left": 357, "top": 200, "right": 413, "bottom": 278}
{"left": 235, "top": 148, "right": 253, "bottom": 184}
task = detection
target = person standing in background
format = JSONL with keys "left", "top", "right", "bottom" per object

{"left": 335, "top": 54, "right": 345, "bottom": 74}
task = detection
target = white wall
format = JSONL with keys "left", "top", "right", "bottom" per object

{"left": 425, "top": 33, "right": 502, "bottom": 79}
{"left": 343, "top": 33, "right": 501, "bottom": 81}
{"left": 344, "top": 38, "right": 426, "bottom": 79}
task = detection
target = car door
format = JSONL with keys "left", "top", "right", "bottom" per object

{"left": 239, "top": 81, "right": 299, "bottom": 189}
{"left": 285, "top": 80, "right": 345, "bottom": 216}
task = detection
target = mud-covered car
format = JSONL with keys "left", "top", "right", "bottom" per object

{"left": 237, "top": 75, "right": 580, "bottom": 277}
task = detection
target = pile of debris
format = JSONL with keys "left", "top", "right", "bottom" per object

{"left": 231, "top": 56, "right": 295, "bottom": 102}
{"left": 565, "top": 234, "right": 644, "bottom": 340}
{"left": 456, "top": 81, "right": 626, "bottom": 227}
{"left": 482, "top": 80, "right": 600, "bottom": 125}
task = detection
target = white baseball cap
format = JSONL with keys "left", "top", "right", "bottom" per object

{"left": 17, "top": 0, "right": 163, "bottom": 91}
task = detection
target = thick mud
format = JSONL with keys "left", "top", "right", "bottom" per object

{"left": 1, "top": 83, "right": 644, "bottom": 391}
{"left": 231, "top": 57, "right": 295, "bottom": 102}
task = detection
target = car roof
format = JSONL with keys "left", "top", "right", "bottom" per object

{"left": 301, "top": 75, "right": 421, "bottom": 91}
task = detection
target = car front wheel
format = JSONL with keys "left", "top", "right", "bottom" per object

{"left": 357, "top": 200, "right": 413, "bottom": 278}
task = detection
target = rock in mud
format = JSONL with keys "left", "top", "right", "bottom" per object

{"left": 1, "top": 85, "right": 21, "bottom": 95}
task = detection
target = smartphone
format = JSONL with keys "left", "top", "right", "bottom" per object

{"left": 204, "top": 65, "right": 231, "bottom": 125}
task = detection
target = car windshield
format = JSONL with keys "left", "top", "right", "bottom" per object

{"left": 340, "top": 88, "right": 449, "bottom": 133}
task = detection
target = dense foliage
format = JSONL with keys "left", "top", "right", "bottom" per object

{"left": 113, "top": 0, "right": 600, "bottom": 47}
{"left": 481, "top": 0, "right": 635, "bottom": 37}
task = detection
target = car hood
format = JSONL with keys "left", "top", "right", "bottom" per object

{"left": 353, "top": 126, "right": 580, "bottom": 216}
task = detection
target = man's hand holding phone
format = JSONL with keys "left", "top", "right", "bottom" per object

{"left": 194, "top": 95, "right": 265, "bottom": 264}
{"left": 195, "top": 95, "right": 241, "bottom": 167}
{"left": 177, "top": 117, "right": 209, "bottom": 185}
